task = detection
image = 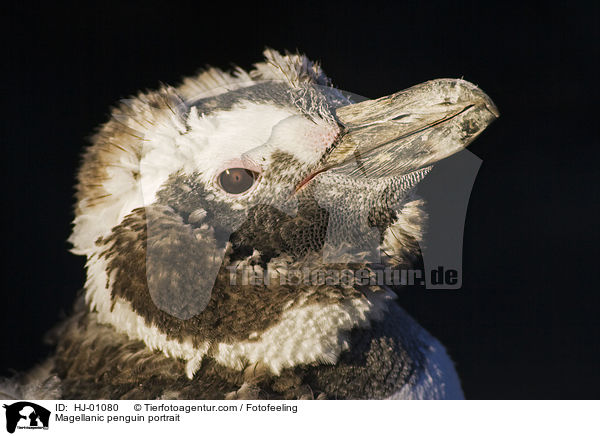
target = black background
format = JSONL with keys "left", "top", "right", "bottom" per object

{"left": 2, "top": 1, "right": 598, "bottom": 398}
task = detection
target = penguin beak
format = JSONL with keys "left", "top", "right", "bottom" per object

{"left": 320, "top": 78, "right": 498, "bottom": 178}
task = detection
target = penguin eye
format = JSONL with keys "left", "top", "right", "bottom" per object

{"left": 218, "top": 168, "right": 258, "bottom": 194}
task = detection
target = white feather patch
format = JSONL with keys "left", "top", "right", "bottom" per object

{"left": 214, "top": 290, "right": 392, "bottom": 375}
{"left": 384, "top": 305, "right": 464, "bottom": 400}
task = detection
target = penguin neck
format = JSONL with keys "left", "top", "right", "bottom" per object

{"left": 86, "top": 251, "right": 395, "bottom": 379}
{"left": 206, "top": 282, "right": 395, "bottom": 377}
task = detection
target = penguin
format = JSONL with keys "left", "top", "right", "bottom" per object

{"left": 1, "top": 49, "right": 498, "bottom": 400}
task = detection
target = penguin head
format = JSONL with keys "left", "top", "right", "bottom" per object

{"left": 71, "top": 49, "right": 497, "bottom": 376}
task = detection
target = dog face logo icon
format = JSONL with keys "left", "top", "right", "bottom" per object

{"left": 3, "top": 402, "right": 50, "bottom": 433}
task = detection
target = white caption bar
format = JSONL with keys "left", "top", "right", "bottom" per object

{"left": 1, "top": 400, "right": 598, "bottom": 436}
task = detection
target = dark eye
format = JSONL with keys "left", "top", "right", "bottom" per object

{"left": 218, "top": 168, "right": 258, "bottom": 194}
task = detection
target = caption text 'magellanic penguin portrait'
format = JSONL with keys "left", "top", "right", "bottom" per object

{"left": 1, "top": 49, "right": 498, "bottom": 400}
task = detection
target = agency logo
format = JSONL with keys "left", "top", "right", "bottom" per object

{"left": 3, "top": 402, "right": 50, "bottom": 433}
